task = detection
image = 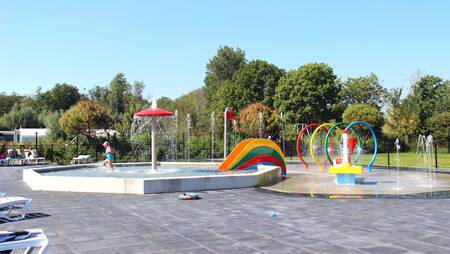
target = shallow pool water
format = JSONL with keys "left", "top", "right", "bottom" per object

{"left": 42, "top": 165, "right": 257, "bottom": 178}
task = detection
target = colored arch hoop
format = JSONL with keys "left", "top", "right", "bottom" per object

{"left": 296, "top": 124, "right": 321, "bottom": 169}
{"left": 309, "top": 123, "right": 342, "bottom": 171}
{"left": 324, "top": 122, "right": 363, "bottom": 166}
{"left": 345, "top": 121, "right": 378, "bottom": 172}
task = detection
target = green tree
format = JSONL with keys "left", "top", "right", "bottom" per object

{"left": 59, "top": 100, "right": 112, "bottom": 138}
{"left": 427, "top": 112, "right": 450, "bottom": 152}
{"left": 341, "top": 73, "right": 387, "bottom": 109}
{"left": 107, "top": 73, "right": 132, "bottom": 124}
{"left": 231, "top": 60, "right": 285, "bottom": 109}
{"left": 0, "top": 103, "right": 41, "bottom": 130}
{"left": 342, "top": 104, "right": 384, "bottom": 133}
{"left": 274, "top": 63, "right": 341, "bottom": 124}
{"left": 204, "top": 46, "right": 246, "bottom": 103}
{"left": 120, "top": 81, "right": 149, "bottom": 136}
{"left": 36, "top": 83, "right": 81, "bottom": 111}
{"left": 88, "top": 85, "right": 109, "bottom": 107}
{"left": 382, "top": 90, "right": 419, "bottom": 143}
{"left": 238, "top": 102, "right": 280, "bottom": 138}
{"left": 0, "top": 93, "right": 24, "bottom": 116}
{"left": 38, "top": 110, "right": 65, "bottom": 139}
{"left": 409, "top": 75, "right": 448, "bottom": 133}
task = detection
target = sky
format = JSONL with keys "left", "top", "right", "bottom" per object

{"left": 0, "top": 0, "right": 449, "bottom": 99}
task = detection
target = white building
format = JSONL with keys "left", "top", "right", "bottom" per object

{"left": 13, "top": 128, "right": 49, "bottom": 143}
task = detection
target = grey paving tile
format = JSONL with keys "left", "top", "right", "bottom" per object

{"left": 2, "top": 166, "right": 450, "bottom": 254}
{"left": 359, "top": 245, "right": 409, "bottom": 254}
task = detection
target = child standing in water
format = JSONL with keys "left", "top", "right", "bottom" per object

{"left": 102, "top": 141, "right": 114, "bottom": 170}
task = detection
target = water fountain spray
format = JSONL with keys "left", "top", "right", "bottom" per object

{"left": 258, "top": 112, "right": 264, "bottom": 138}
{"left": 394, "top": 138, "right": 401, "bottom": 190}
{"left": 134, "top": 100, "right": 173, "bottom": 172}
{"left": 186, "top": 113, "right": 191, "bottom": 162}
{"left": 232, "top": 119, "right": 238, "bottom": 147}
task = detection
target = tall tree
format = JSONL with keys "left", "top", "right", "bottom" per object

{"left": 204, "top": 46, "right": 246, "bottom": 104}
{"left": 341, "top": 73, "right": 387, "bottom": 109}
{"left": 274, "top": 63, "right": 341, "bottom": 124}
{"left": 107, "top": 73, "right": 132, "bottom": 124}
{"left": 382, "top": 89, "right": 419, "bottom": 143}
{"left": 409, "top": 75, "right": 447, "bottom": 133}
{"left": 232, "top": 60, "right": 285, "bottom": 109}
{"left": 0, "top": 93, "right": 24, "bottom": 116}
{"left": 36, "top": 83, "right": 81, "bottom": 111}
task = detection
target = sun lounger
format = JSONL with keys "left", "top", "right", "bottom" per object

{"left": 0, "top": 197, "right": 32, "bottom": 221}
{"left": 24, "top": 157, "right": 45, "bottom": 165}
{"left": 0, "top": 228, "right": 48, "bottom": 254}
{"left": 0, "top": 159, "right": 9, "bottom": 166}
{"left": 71, "top": 155, "right": 91, "bottom": 164}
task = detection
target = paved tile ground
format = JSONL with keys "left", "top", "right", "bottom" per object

{"left": 1, "top": 166, "right": 450, "bottom": 254}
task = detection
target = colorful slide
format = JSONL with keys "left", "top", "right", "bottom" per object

{"left": 219, "top": 139, "right": 286, "bottom": 176}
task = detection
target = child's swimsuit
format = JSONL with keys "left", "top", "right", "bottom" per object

{"left": 105, "top": 146, "right": 114, "bottom": 160}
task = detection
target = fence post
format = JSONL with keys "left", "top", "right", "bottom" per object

{"left": 387, "top": 151, "right": 390, "bottom": 169}
{"left": 434, "top": 142, "right": 438, "bottom": 169}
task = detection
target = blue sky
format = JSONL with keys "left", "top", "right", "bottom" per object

{"left": 1, "top": 0, "right": 449, "bottom": 99}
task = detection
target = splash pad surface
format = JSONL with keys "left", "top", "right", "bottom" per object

{"left": 263, "top": 167, "right": 450, "bottom": 198}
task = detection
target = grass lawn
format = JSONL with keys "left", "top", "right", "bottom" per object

{"left": 288, "top": 152, "right": 450, "bottom": 169}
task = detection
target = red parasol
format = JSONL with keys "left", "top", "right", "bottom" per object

{"left": 135, "top": 108, "right": 173, "bottom": 117}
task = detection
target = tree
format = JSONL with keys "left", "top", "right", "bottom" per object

{"left": 238, "top": 102, "right": 280, "bottom": 138}
{"left": 0, "top": 93, "right": 24, "bottom": 116}
{"left": 36, "top": 83, "right": 81, "bottom": 111}
{"left": 38, "top": 110, "right": 65, "bottom": 139}
{"left": 59, "top": 100, "right": 112, "bottom": 137}
{"left": 204, "top": 46, "right": 246, "bottom": 103}
{"left": 274, "top": 63, "right": 341, "bottom": 124}
{"left": 88, "top": 85, "right": 109, "bottom": 107}
{"left": 232, "top": 60, "right": 285, "bottom": 109}
{"left": 0, "top": 103, "right": 41, "bottom": 130}
{"left": 342, "top": 104, "right": 384, "bottom": 133}
{"left": 409, "top": 75, "right": 447, "bottom": 133}
{"left": 382, "top": 90, "right": 420, "bottom": 143}
{"left": 427, "top": 112, "right": 450, "bottom": 152}
{"left": 341, "top": 73, "right": 387, "bottom": 109}
{"left": 107, "top": 73, "right": 132, "bottom": 124}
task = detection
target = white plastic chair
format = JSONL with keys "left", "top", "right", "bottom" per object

{"left": 0, "top": 197, "right": 32, "bottom": 221}
{"left": 0, "top": 229, "right": 48, "bottom": 254}
{"left": 71, "top": 155, "right": 91, "bottom": 164}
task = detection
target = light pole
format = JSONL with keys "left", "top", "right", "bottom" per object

{"left": 35, "top": 132, "right": 38, "bottom": 150}
{"left": 223, "top": 107, "right": 230, "bottom": 159}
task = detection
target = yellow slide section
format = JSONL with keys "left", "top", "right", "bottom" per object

{"left": 219, "top": 138, "right": 255, "bottom": 170}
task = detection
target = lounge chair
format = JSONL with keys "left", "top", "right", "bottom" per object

{"left": 0, "top": 159, "right": 9, "bottom": 166}
{"left": 71, "top": 155, "right": 91, "bottom": 164}
{"left": 0, "top": 197, "right": 32, "bottom": 221}
{"left": 0, "top": 228, "right": 48, "bottom": 254}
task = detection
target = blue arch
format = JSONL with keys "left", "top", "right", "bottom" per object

{"left": 345, "top": 121, "right": 378, "bottom": 172}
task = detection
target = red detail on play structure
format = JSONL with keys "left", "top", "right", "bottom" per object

{"left": 235, "top": 154, "right": 286, "bottom": 175}
{"left": 226, "top": 111, "right": 235, "bottom": 120}
{"left": 348, "top": 137, "right": 357, "bottom": 152}
{"left": 335, "top": 158, "right": 342, "bottom": 164}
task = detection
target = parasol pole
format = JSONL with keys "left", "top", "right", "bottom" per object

{"left": 151, "top": 115, "right": 157, "bottom": 171}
